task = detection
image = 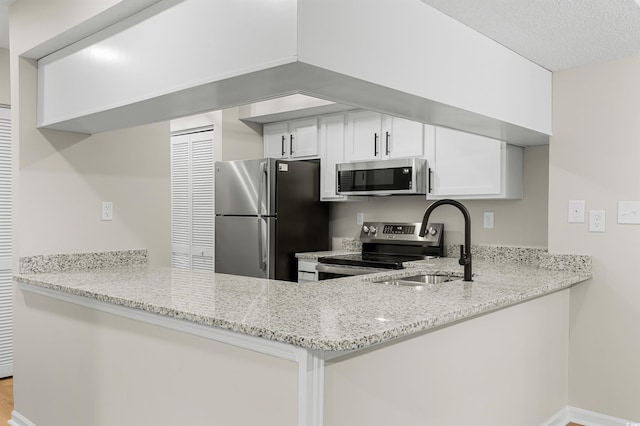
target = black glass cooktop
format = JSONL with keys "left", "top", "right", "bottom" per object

{"left": 318, "top": 253, "right": 427, "bottom": 270}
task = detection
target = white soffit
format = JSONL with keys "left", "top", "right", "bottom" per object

{"left": 421, "top": 0, "right": 640, "bottom": 71}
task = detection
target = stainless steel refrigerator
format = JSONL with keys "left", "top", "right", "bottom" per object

{"left": 215, "top": 158, "right": 329, "bottom": 281}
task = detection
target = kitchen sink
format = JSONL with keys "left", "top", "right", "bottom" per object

{"left": 374, "top": 273, "right": 457, "bottom": 287}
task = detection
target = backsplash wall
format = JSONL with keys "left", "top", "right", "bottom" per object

{"left": 329, "top": 145, "right": 549, "bottom": 249}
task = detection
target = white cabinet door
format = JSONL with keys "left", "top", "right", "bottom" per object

{"left": 345, "top": 110, "right": 382, "bottom": 162}
{"left": 426, "top": 126, "right": 522, "bottom": 199}
{"left": 319, "top": 114, "right": 346, "bottom": 200}
{"left": 264, "top": 119, "right": 319, "bottom": 159}
{"left": 346, "top": 111, "right": 425, "bottom": 161}
{"left": 384, "top": 115, "right": 425, "bottom": 159}
{"left": 289, "top": 117, "right": 318, "bottom": 158}
{"left": 263, "top": 122, "right": 288, "bottom": 159}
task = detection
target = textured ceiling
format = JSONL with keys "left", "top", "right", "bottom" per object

{"left": 420, "top": 0, "right": 640, "bottom": 71}
{"left": 1, "top": 1, "right": 639, "bottom": 69}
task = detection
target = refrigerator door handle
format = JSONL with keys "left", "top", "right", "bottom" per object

{"left": 258, "top": 161, "right": 268, "bottom": 216}
{"left": 257, "top": 161, "right": 268, "bottom": 272}
{"left": 257, "top": 217, "right": 266, "bottom": 271}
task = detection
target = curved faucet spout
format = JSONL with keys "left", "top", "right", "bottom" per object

{"left": 419, "top": 199, "right": 472, "bottom": 282}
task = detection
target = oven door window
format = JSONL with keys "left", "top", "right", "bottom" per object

{"left": 318, "top": 271, "right": 350, "bottom": 280}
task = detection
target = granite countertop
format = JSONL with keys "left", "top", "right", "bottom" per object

{"left": 15, "top": 256, "right": 591, "bottom": 352}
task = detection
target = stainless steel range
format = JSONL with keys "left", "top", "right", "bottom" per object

{"left": 316, "top": 222, "right": 444, "bottom": 279}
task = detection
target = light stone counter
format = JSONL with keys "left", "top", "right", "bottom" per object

{"left": 14, "top": 255, "right": 591, "bottom": 351}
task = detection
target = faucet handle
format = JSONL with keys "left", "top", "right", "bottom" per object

{"left": 458, "top": 244, "right": 471, "bottom": 266}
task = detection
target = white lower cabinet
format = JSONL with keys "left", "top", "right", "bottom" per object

{"left": 297, "top": 259, "right": 319, "bottom": 283}
{"left": 426, "top": 126, "right": 523, "bottom": 199}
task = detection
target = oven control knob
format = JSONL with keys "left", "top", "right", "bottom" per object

{"left": 369, "top": 226, "right": 377, "bottom": 234}
{"left": 362, "top": 225, "right": 369, "bottom": 234}
{"left": 428, "top": 227, "right": 438, "bottom": 236}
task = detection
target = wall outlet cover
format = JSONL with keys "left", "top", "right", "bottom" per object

{"left": 589, "top": 210, "right": 605, "bottom": 232}
{"left": 101, "top": 201, "right": 113, "bottom": 221}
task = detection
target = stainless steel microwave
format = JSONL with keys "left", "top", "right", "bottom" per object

{"left": 336, "top": 158, "right": 427, "bottom": 195}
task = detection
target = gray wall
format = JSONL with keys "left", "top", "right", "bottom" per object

{"left": 220, "top": 107, "right": 263, "bottom": 161}
{"left": 14, "top": 58, "right": 171, "bottom": 266}
{"left": 550, "top": 55, "right": 640, "bottom": 420}
{"left": 330, "top": 145, "right": 549, "bottom": 248}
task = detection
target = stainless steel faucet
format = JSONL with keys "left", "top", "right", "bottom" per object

{"left": 419, "top": 199, "right": 472, "bottom": 282}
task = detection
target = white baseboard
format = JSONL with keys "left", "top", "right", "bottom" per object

{"left": 542, "top": 406, "right": 640, "bottom": 426}
{"left": 9, "top": 411, "right": 36, "bottom": 426}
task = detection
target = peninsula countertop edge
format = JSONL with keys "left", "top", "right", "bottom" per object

{"left": 14, "top": 257, "right": 591, "bottom": 352}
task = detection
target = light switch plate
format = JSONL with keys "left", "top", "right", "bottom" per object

{"left": 568, "top": 200, "right": 585, "bottom": 223}
{"left": 618, "top": 201, "right": 640, "bottom": 224}
{"left": 589, "top": 210, "right": 605, "bottom": 232}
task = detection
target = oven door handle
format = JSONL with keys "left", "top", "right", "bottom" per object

{"left": 316, "top": 264, "right": 384, "bottom": 276}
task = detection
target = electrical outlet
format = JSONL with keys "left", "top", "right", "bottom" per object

{"left": 483, "top": 212, "right": 495, "bottom": 229}
{"left": 356, "top": 212, "right": 364, "bottom": 225}
{"left": 568, "top": 200, "right": 585, "bottom": 223}
{"left": 101, "top": 201, "right": 113, "bottom": 221}
{"left": 589, "top": 210, "right": 605, "bottom": 232}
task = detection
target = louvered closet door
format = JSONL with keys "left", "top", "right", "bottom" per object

{"left": 0, "top": 107, "right": 12, "bottom": 377}
{"left": 170, "top": 134, "right": 191, "bottom": 269}
{"left": 170, "top": 129, "right": 214, "bottom": 271}
{"left": 189, "top": 131, "right": 214, "bottom": 271}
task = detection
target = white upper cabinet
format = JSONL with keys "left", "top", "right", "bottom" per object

{"left": 264, "top": 110, "right": 524, "bottom": 201}
{"left": 425, "top": 126, "right": 523, "bottom": 200}
{"left": 263, "top": 118, "right": 319, "bottom": 159}
{"left": 383, "top": 115, "right": 425, "bottom": 159}
{"left": 345, "top": 111, "right": 381, "bottom": 161}
{"left": 264, "top": 122, "right": 289, "bottom": 159}
{"left": 318, "top": 114, "right": 347, "bottom": 201}
{"left": 345, "top": 111, "right": 424, "bottom": 162}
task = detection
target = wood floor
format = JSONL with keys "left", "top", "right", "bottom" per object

{"left": 0, "top": 377, "right": 13, "bottom": 424}
{"left": 0, "top": 379, "right": 588, "bottom": 426}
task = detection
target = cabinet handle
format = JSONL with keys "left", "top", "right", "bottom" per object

{"left": 290, "top": 134, "right": 294, "bottom": 155}
{"left": 428, "top": 167, "right": 433, "bottom": 193}
{"left": 374, "top": 133, "right": 379, "bottom": 156}
{"left": 281, "top": 135, "right": 286, "bottom": 156}
{"left": 385, "top": 131, "right": 390, "bottom": 155}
